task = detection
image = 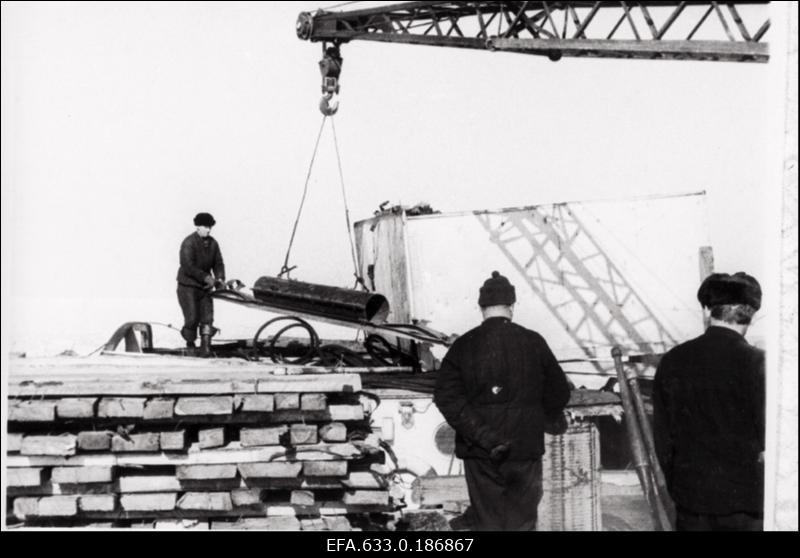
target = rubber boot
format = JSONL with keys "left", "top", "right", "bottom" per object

{"left": 198, "top": 324, "right": 213, "bottom": 358}
{"left": 185, "top": 340, "right": 196, "bottom": 356}
{"left": 198, "top": 335, "right": 211, "bottom": 357}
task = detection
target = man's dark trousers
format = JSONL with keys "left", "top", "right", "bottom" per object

{"left": 464, "top": 458, "right": 543, "bottom": 531}
{"left": 177, "top": 285, "right": 213, "bottom": 344}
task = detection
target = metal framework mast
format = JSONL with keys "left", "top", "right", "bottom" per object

{"left": 298, "top": 1, "right": 770, "bottom": 63}
{"left": 476, "top": 204, "right": 677, "bottom": 375}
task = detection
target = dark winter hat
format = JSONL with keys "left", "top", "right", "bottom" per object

{"left": 697, "top": 272, "right": 762, "bottom": 311}
{"left": 478, "top": 271, "right": 516, "bottom": 307}
{"left": 194, "top": 212, "right": 216, "bottom": 227}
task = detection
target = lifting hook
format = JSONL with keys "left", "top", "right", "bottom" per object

{"left": 318, "top": 43, "right": 342, "bottom": 116}
{"left": 320, "top": 92, "right": 339, "bottom": 116}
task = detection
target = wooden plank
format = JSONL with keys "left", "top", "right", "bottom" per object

{"left": 198, "top": 427, "right": 226, "bottom": 449}
{"left": 9, "top": 372, "right": 363, "bottom": 396}
{"left": 177, "top": 492, "right": 233, "bottom": 511}
{"left": 231, "top": 488, "right": 263, "bottom": 507}
{"left": 6, "top": 467, "right": 46, "bottom": 487}
{"left": 342, "top": 471, "right": 386, "bottom": 490}
{"left": 238, "top": 462, "right": 302, "bottom": 479}
{"left": 343, "top": 490, "right": 390, "bottom": 506}
{"left": 118, "top": 476, "right": 181, "bottom": 493}
{"left": 290, "top": 490, "right": 315, "bottom": 506}
{"left": 176, "top": 464, "right": 238, "bottom": 480}
{"left": 71, "top": 501, "right": 393, "bottom": 520}
{"left": 38, "top": 495, "right": 79, "bottom": 517}
{"left": 111, "top": 433, "right": 160, "bottom": 453}
{"left": 79, "top": 494, "right": 116, "bottom": 512}
{"left": 319, "top": 422, "right": 347, "bottom": 442}
{"left": 7, "top": 442, "right": 363, "bottom": 467}
{"left": 328, "top": 405, "right": 364, "bottom": 421}
{"left": 13, "top": 497, "right": 39, "bottom": 520}
{"left": 56, "top": 398, "right": 97, "bottom": 418}
{"left": 211, "top": 517, "right": 301, "bottom": 531}
{"left": 159, "top": 430, "right": 186, "bottom": 451}
{"left": 301, "top": 393, "right": 327, "bottom": 411}
{"left": 265, "top": 505, "right": 297, "bottom": 517}
{"left": 154, "top": 519, "right": 209, "bottom": 530}
{"left": 77, "top": 431, "right": 113, "bottom": 451}
{"left": 143, "top": 398, "right": 175, "bottom": 419}
{"left": 301, "top": 518, "right": 327, "bottom": 531}
{"left": 51, "top": 466, "right": 114, "bottom": 484}
{"left": 290, "top": 424, "right": 318, "bottom": 445}
{"left": 318, "top": 504, "right": 348, "bottom": 516}
{"left": 175, "top": 397, "right": 233, "bottom": 416}
{"left": 7, "top": 433, "right": 24, "bottom": 452}
{"left": 6, "top": 482, "right": 114, "bottom": 497}
{"left": 121, "top": 493, "right": 177, "bottom": 511}
{"left": 239, "top": 394, "right": 274, "bottom": 412}
{"left": 9, "top": 400, "right": 56, "bottom": 422}
{"left": 322, "top": 516, "right": 352, "bottom": 530}
{"left": 239, "top": 426, "right": 287, "bottom": 447}
{"left": 275, "top": 393, "right": 300, "bottom": 410}
{"left": 21, "top": 435, "right": 77, "bottom": 456}
{"left": 303, "top": 461, "right": 348, "bottom": 477}
{"left": 97, "top": 397, "right": 145, "bottom": 418}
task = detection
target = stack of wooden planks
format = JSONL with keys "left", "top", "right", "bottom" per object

{"left": 6, "top": 357, "right": 396, "bottom": 530}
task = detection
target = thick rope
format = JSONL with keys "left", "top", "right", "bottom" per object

{"left": 280, "top": 116, "right": 328, "bottom": 278}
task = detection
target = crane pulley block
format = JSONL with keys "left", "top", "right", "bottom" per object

{"left": 318, "top": 43, "right": 342, "bottom": 115}
{"left": 319, "top": 44, "right": 342, "bottom": 95}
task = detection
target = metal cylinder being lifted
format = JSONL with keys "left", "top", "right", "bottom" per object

{"left": 252, "top": 276, "right": 390, "bottom": 325}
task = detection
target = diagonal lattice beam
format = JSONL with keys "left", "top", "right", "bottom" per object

{"left": 298, "top": 1, "right": 770, "bottom": 62}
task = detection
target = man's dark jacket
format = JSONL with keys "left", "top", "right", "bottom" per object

{"left": 434, "top": 317, "right": 572, "bottom": 461}
{"left": 176, "top": 233, "right": 225, "bottom": 288}
{"left": 653, "top": 326, "right": 765, "bottom": 515}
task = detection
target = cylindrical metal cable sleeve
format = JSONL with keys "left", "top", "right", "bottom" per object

{"left": 330, "top": 116, "right": 362, "bottom": 285}
{"left": 281, "top": 116, "right": 328, "bottom": 276}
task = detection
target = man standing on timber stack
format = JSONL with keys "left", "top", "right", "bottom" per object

{"left": 434, "top": 271, "right": 572, "bottom": 530}
{"left": 176, "top": 212, "right": 225, "bottom": 357}
{"left": 653, "top": 271, "right": 765, "bottom": 531}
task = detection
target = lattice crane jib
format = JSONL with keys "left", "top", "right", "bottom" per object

{"left": 297, "top": 2, "right": 770, "bottom": 112}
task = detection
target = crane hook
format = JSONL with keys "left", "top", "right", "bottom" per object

{"left": 320, "top": 92, "right": 339, "bottom": 116}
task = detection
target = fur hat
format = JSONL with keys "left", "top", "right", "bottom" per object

{"left": 479, "top": 271, "right": 516, "bottom": 307}
{"left": 194, "top": 212, "right": 216, "bottom": 227}
{"left": 697, "top": 272, "right": 762, "bottom": 311}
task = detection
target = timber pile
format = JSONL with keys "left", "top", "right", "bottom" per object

{"left": 5, "top": 357, "right": 397, "bottom": 530}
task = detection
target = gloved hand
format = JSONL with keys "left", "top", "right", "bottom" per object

{"left": 489, "top": 442, "right": 511, "bottom": 464}
{"left": 544, "top": 412, "right": 569, "bottom": 435}
{"left": 203, "top": 275, "right": 215, "bottom": 290}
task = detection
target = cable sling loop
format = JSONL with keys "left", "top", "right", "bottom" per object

{"left": 330, "top": 116, "right": 368, "bottom": 291}
{"left": 279, "top": 115, "right": 328, "bottom": 278}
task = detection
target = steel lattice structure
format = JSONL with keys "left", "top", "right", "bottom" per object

{"left": 298, "top": 1, "right": 770, "bottom": 62}
{"left": 476, "top": 204, "right": 677, "bottom": 373}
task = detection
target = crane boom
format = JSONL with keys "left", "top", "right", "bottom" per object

{"left": 297, "top": 1, "right": 770, "bottom": 63}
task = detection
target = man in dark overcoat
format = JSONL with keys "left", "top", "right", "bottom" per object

{"left": 653, "top": 271, "right": 765, "bottom": 531}
{"left": 434, "top": 271, "right": 572, "bottom": 530}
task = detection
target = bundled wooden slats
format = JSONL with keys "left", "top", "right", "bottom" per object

{"left": 6, "top": 363, "right": 391, "bottom": 530}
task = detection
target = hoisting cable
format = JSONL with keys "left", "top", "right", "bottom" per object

{"left": 330, "top": 116, "right": 369, "bottom": 291}
{"left": 279, "top": 115, "right": 328, "bottom": 278}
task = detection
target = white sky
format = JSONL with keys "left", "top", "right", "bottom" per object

{"left": 0, "top": 1, "right": 787, "bottom": 354}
